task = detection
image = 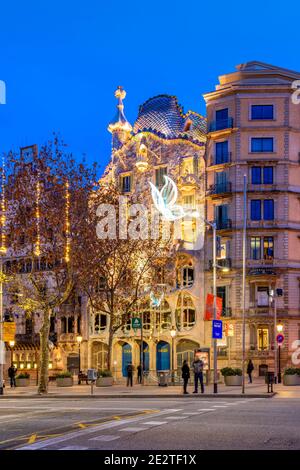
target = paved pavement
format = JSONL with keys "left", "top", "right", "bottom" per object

{"left": 0, "top": 379, "right": 282, "bottom": 398}
{"left": 0, "top": 394, "right": 300, "bottom": 450}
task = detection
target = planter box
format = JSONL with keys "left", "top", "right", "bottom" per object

{"left": 16, "top": 378, "right": 30, "bottom": 387}
{"left": 224, "top": 375, "right": 242, "bottom": 386}
{"left": 283, "top": 375, "right": 300, "bottom": 386}
{"left": 56, "top": 377, "right": 73, "bottom": 387}
{"left": 96, "top": 377, "right": 113, "bottom": 387}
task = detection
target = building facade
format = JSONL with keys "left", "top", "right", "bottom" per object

{"left": 204, "top": 61, "right": 300, "bottom": 374}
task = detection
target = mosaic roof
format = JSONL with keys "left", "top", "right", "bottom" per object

{"left": 133, "top": 95, "right": 206, "bottom": 145}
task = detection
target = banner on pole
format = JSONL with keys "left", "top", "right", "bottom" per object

{"left": 204, "top": 294, "right": 223, "bottom": 320}
{"left": 3, "top": 322, "right": 16, "bottom": 342}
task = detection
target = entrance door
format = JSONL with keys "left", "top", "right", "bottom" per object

{"left": 156, "top": 341, "right": 170, "bottom": 371}
{"left": 122, "top": 343, "right": 132, "bottom": 377}
{"left": 140, "top": 341, "right": 149, "bottom": 371}
{"left": 67, "top": 354, "right": 79, "bottom": 375}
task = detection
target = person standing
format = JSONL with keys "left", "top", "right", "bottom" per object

{"left": 181, "top": 360, "right": 190, "bottom": 394}
{"left": 126, "top": 362, "right": 134, "bottom": 387}
{"left": 8, "top": 364, "right": 17, "bottom": 388}
{"left": 137, "top": 364, "right": 142, "bottom": 384}
{"left": 192, "top": 356, "right": 204, "bottom": 393}
{"left": 247, "top": 359, "right": 254, "bottom": 383}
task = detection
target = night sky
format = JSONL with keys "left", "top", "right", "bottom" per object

{"left": 0, "top": 0, "right": 299, "bottom": 173}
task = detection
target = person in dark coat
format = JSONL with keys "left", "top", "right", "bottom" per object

{"left": 126, "top": 362, "right": 134, "bottom": 387}
{"left": 8, "top": 364, "right": 17, "bottom": 388}
{"left": 247, "top": 359, "right": 254, "bottom": 383}
{"left": 181, "top": 360, "right": 190, "bottom": 394}
{"left": 137, "top": 364, "right": 142, "bottom": 384}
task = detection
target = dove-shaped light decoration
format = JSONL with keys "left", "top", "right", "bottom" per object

{"left": 149, "top": 175, "right": 200, "bottom": 221}
{"left": 150, "top": 291, "right": 164, "bottom": 308}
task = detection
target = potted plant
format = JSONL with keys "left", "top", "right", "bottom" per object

{"left": 56, "top": 371, "right": 73, "bottom": 387}
{"left": 283, "top": 368, "right": 300, "bottom": 386}
{"left": 96, "top": 369, "right": 113, "bottom": 387}
{"left": 15, "top": 372, "right": 30, "bottom": 387}
{"left": 221, "top": 367, "right": 243, "bottom": 386}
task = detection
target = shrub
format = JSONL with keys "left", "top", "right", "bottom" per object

{"left": 97, "top": 369, "right": 112, "bottom": 378}
{"left": 56, "top": 371, "right": 73, "bottom": 379}
{"left": 16, "top": 372, "right": 30, "bottom": 379}
{"left": 284, "top": 368, "right": 300, "bottom": 376}
{"left": 221, "top": 367, "right": 242, "bottom": 377}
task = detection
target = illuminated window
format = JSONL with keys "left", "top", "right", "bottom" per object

{"left": 155, "top": 167, "right": 167, "bottom": 188}
{"left": 176, "top": 294, "right": 196, "bottom": 331}
{"left": 257, "top": 328, "right": 269, "bottom": 350}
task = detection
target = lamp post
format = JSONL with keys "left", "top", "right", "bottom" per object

{"left": 276, "top": 321, "right": 283, "bottom": 384}
{"left": 76, "top": 335, "right": 83, "bottom": 377}
{"left": 170, "top": 326, "right": 177, "bottom": 384}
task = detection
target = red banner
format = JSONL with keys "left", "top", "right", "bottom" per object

{"left": 205, "top": 294, "right": 223, "bottom": 320}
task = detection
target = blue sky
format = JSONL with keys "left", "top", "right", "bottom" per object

{"left": 0, "top": 0, "right": 299, "bottom": 172}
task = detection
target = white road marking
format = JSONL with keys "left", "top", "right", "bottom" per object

{"left": 60, "top": 446, "right": 88, "bottom": 450}
{"left": 164, "top": 416, "right": 188, "bottom": 420}
{"left": 212, "top": 405, "right": 228, "bottom": 408}
{"left": 197, "top": 408, "right": 215, "bottom": 411}
{"left": 89, "top": 435, "right": 120, "bottom": 442}
{"left": 119, "top": 427, "right": 149, "bottom": 432}
{"left": 182, "top": 412, "right": 203, "bottom": 415}
{"left": 17, "top": 408, "right": 179, "bottom": 450}
{"left": 143, "top": 421, "right": 167, "bottom": 425}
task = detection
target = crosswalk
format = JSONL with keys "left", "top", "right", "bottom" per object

{"left": 18, "top": 399, "right": 263, "bottom": 450}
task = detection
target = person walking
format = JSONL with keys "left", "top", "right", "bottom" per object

{"left": 247, "top": 359, "right": 254, "bottom": 384}
{"left": 126, "top": 362, "right": 134, "bottom": 387}
{"left": 137, "top": 364, "right": 142, "bottom": 384}
{"left": 181, "top": 360, "right": 190, "bottom": 394}
{"left": 192, "top": 356, "right": 204, "bottom": 393}
{"left": 8, "top": 364, "right": 17, "bottom": 388}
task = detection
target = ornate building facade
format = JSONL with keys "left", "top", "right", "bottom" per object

{"left": 87, "top": 87, "right": 208, "bottom": 379}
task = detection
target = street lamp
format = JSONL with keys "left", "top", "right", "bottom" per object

{"left": 276, "top": 321, "right": 283, "bottom": 383}
{"left": 76, "top": 335, "right": 83, "bottom": 377}
{"left": 170, "top": 326, "right": 177, "bottom": 384}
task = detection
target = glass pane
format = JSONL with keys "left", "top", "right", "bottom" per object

{"left": 263, "top": 200, "right": 274, "bottom": 220}
{"left": 251, "top": 237, "right": 261, "bottom": 259}
{"left": 263, "top": 167, "right": 273, "bottom": 184}
{"left": 251, "top": 200, "right": 261, "bottom": 220}
{"left": 251, "top": 105, "right": 273, "bottom": 120}
{"left": 251, "top": 167, "right": 262, "bottom": 184}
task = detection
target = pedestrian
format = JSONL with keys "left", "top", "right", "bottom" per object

{"left": 192, "top": 356, "right": 204, "bottom": 393}
{"left": 181, "top": 360, "right": 190, "bottom": 394}
{"left": 126, "top": 362, "right": 134, "bottom": 387}
{"left": 247, "top": 359, "right": 254, "bottom": 383}
{"left": 8, "top": 364, "right": 17, "bottom": 388}
{"left": 137, "top": 364, "right": 142, "bottom": 384}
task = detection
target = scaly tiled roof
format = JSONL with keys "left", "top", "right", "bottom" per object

{"left": 133, "top": 95, "right": 206, "bottom": 145}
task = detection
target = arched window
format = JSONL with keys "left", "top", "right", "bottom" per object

{"left": 140, "top": 299, "right": 171, "bottom": 332}
{"left": 176, "top": 265, "right": 194, "bottom": 288}
{"left": 176, "top": 294, "right": 196, "bottom": 331}
{"left": 91, "top": 342, "right": 108, "bottom": 370}
{"left": 94, "top": 313, "right": 107, "bottom": 334}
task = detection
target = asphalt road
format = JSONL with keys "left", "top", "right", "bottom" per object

{"left": 0, "top": 396, "right": 300, "bottom": 450}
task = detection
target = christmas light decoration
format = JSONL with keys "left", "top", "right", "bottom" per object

{"left": 35, "top": 174, "right": 41, "bottom": 257}
{"left": 0, "top": 155, "right": 6, "bottom": 254}
{"left": 65, "top": 180, "right": 70, "bottom": 263}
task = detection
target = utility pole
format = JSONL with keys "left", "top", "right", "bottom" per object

{"left": 212, "top": 222, "right": 218, "bottom": 393}
{"left": 0, "top": 256, "right": 4, "bottom": 395}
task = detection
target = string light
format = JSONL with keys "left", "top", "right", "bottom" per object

{"left": 0, "top": 154, "right": 7, "bottom": 255}
{"left": 65, "top": 180, "right": 70, "bottom": 263}
{"left": 35, "top": 173, "right": 41, "bottom": 257}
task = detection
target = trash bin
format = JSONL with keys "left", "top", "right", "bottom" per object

{"left": 158, "top": 371, "right": 169, "bottom": 387}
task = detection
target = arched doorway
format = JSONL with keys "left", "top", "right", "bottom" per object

{"left": 176, "top": 340, "right": 200, "bottom": 369}
{"left": 156, "top": 341, "right": 170, "bottom": 371}
{"left": 122, "top": 343, "right": 132, "bottom": 377}
{"left": 91, "top": 342, "right": 108, "bottom": 371}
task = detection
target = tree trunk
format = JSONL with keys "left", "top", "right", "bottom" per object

{"left": 38, "top": 309, "right": 51, "bottom": 394}
{"left": 107, "top": 318, "right": 115, "bottom": 372}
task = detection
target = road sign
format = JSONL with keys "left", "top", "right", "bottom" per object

{"left": 212, "top": 320, "right": 223, "bottom": 339}
{"left": 276, "top": 333, "right": 284, "bottom": 344}
{"left": 3, "top": 322, "right": 16, "bottom": 342}
{"left": 131, "top": 317, "right": 142, "bottom": 329}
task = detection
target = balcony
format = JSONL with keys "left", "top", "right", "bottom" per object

{"left": 213, "top": 219, "right": 232, "bottom": 230}
{"left": 207, "top": 182, "right": 232, "bottom": 196}
{"left": 177, "top": 173, "right": 202, "bottom": 192}
{"left": 208, "top": 117, "right": 234, "bottom": 133}
{"left": 221, "top": 307, "right": 232, "bottom": 318}
{"left": 210, "top": 152, "right": 232, "bottom": 166}
{"left": 209, "top": 258, "right": 232, "bottom": 270}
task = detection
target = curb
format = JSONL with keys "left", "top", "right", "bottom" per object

{"left": 0, "top": 393, "right": 276, "bottom": 399}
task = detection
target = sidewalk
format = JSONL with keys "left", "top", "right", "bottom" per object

{"left": 0, "top": 380, "right": 283, "bottom": 398}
